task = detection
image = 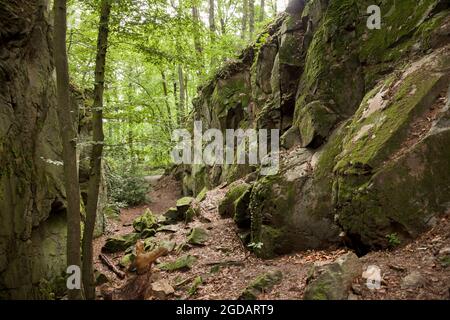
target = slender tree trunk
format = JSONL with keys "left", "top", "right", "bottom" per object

{"left": 82, "top": 0, "right": 111, "bottom": 300}
{"left": 208, "top": 0, "right": 216, "bottom": 41}
{"left": 54, "top": 0, "right": 82, "bottom": 300}
{"left": 184, "top": 72, "right": 189, "bottom": 110}
{"left": 178, "top": 65, "right": 185, "bottom": 125}
{"left": 161, "top": 71, "right": 174, "bottom": 129}
{"left": 259, "top": 0, "right": 265, "bottom": 22}
{"left": 173, "top": 75, "right": 179, "bottom": 127}
{"left": 249, "top": 0, "right": 255, "bottom": 39}
{"left": 217, "top": 0, "right": 226, "bottom": 34}
{"left": 272, "top": 0, "right": 277, "bottom": 17}
{"left": 241, "top": 0, "right": 248, "bottom": 40}
{"left": 191, "top": 2, "right": 204, "bottom": 72}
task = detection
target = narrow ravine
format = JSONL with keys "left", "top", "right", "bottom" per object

{"left": 93, "top": 175, "right": 450, "bottom": 300}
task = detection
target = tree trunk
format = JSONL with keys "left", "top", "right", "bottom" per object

{"left": 259, "top": 0, "right": 265, "bottom": 22}
{"left": 249, "top": 0, "right": 255, "bottom": 39}
{"left": 161, "top": 71, "right": 174, "bottom": 129}
{"left": 191, "top": 2, "right": 204, "bottom": 72}
{"left": 53, "top": 0, "right": 83, "bottom": 300}
{"left": 82, "top": 0, "right": 111, "bottom": 300}
{"left": 208, "top": 0, "right": 216, "bottom": 41}
{"left": 241, "top": 0, "right": 248, "bottom": 40}
{"left": 217, "top": 0, "right": 226, "bottom": 34}
{"left": 173, "top": 74, "right": 179, "bottom": 126}
{"left": 178, "top": 65, "right": 185, "bottom": 126}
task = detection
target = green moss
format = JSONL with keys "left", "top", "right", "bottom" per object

{"left": 239, "top": 270, "right": 283, "bottom": 300}
{"left": 233, "top": 186, "right": 252, "bottom": 229}
{"left": 102, "top": 233, "right": 140, "bottom": 253}
{"left": 187, "top": 227, "right": 208, "bottom": 245}
{"left": 188, "top": 276, "right": 203, "bottom": 296}
{"left": 158, "top": 255, "right": 197, "bottom": 272}
{"left": 211, "top": 73, "right": 250, "bottom": 118}
{"left": 133, "top": 209, "right": 158, "bottom": 233}
{"left": 358, "top": 0, "right": 440, "bottom": 64}
{"left": 335, "top": 66, "right": 444, "bottom": 172}
{"left": 195, "top": 187, "right": 208, "bottom": 202}
{"left": 249, "top": 174, "right": 297, "bottom": 258}
{"left": 218, "top": 183, "right": 251, "bottom": 217}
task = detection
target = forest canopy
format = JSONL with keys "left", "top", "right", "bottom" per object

{"left": 67, "top": 0, "right": 285, "bottom": 175}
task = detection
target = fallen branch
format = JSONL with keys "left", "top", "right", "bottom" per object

{"left": 99, "top": 254, "right": 125, "bottom": 279}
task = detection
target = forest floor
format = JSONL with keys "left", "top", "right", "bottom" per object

{"left": 93, "top": 176, "right": 450, "bottom": 300}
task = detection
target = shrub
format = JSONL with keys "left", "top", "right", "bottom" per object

{"left": 106, "top": 165, "right": 149, "bottom": 206}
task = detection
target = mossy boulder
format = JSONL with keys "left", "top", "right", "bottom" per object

{"left": 158, "top": 255, "right": 197, "bottom": 272}
{"left": 304, "top": 252, "right": 361, "bottom": 300}
{"left": 280, "top": 126, "right": 301, "bottom": 149}
{"left": 133, "top": 209, "right": 158, "bottom": 233}
{"left": 163, "top": 207, "right": 180, "bottom": 224}
{"left": 187, "top": 227, "right": 209, "bottom": 246}
{"left": 195, "top": 187, "right": 208, "bottom": 202}
{"left": 218, "top": 183, "right": 252, "bottom": 218}
{"left": 176, "top": 197, "right": 194, "bottom": 216}
{"left": 239, "top": 270, "right": 283, "bottom": 300}
{"left": 102, "top": 233, "right": 140, "bottom": 253}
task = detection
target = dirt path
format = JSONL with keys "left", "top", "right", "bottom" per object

{"left": 94, "top": 176, "right": 450, "bottom": 300}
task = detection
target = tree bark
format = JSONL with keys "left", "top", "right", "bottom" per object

{"left": 54, "top": 0, "right": 83, "bottom": 300}
{"left": 191, "top": 2, "right": 204, "bottom": 71}
{"left": 161, "top": 71, "right": 174, "bottom": 130}
{"left": 217, "top": 0, "right": 226, "bottom": 34}
{"left": 82, "top": 0, "right": 111, "bottom": 300}
{"left": 259, "top": 0, "right": 265, "bottom": 22}
{"left": 178, "top": 65, "right": 185, "bottom": 125}
{"left": 208, "top": 0, "right": 216, "bottom": 41}
{"left": 249, "top": 0, "right": 255, "bottom": 39}
{"left": 241, "top": 0, "right": 248, "bottom": 40}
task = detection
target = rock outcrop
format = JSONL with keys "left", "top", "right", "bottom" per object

{"left": 183, "top": 0, "right": 450, "bottom": 257}
{"left": 0, "top": 0, "right": 107, "bottom": 298}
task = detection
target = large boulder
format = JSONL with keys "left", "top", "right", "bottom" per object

{"left": 304, "top": 252, "right": 362, "bottom": 300}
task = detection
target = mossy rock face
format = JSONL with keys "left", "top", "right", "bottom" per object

{"left": 297, "top": 101, "right": 338, "bottom": 148}
{"left": 210, "top": 71, "right": 251, "bottom": 130}
{"left": 133, "top": 209, "right": 158, "bottom": 233}
{"left": 233, "top": 185, "right": 253, "bottom": 229}
{"left": 280, "top": 126, "right": 301, "bottom": 149}
{"left": 330, "top": 49, "right": 450, "bottom": 250}
{"left": 102, "top": 233, "right": 140, "bottom": 253}
{"left": 239, "top": 270, "right": 283, "bottom": 300}
{"left": 187, "top": 227, "right": 209, "bottom": 246}
{"left": 304, "top": 252, "right": 361, "bottom": 300}
{"left": 249, "top": 148, "right": 339, "bottom": 258}
{"left": 158, "top": 255, "right": 197, "bottom": 272}
{"left": 218, "top": 183, "right": 252, "bottom": 218}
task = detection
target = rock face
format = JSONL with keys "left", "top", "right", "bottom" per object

{"left": 0, "top": 1, "right": 107, "bottom": 298}
{"left": 184, "top": 0, "right": 450, "bottom": 257}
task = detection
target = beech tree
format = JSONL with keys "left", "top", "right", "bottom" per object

{"left": 54, "top": 0, "right": 83, "bottom": 300}
{"left": 82, "top": 0, "right": 112, "bottom": 300}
